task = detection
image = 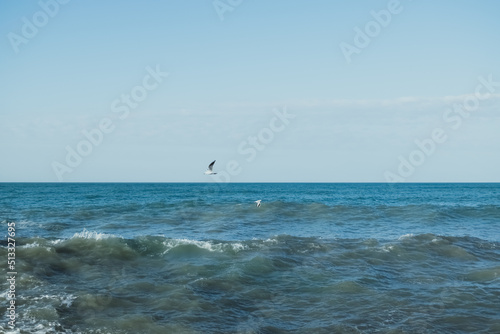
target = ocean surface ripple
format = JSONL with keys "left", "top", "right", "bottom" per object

{"left": 1, "top": 183, "right": 499, "bottom": 333}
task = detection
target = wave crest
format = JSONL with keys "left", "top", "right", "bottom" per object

{"left": 71, "top": 229, "right": 118, "bottom": 240}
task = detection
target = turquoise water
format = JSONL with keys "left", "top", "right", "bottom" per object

{"left": 1, "top": 183, "right": 500, "bottom": 333}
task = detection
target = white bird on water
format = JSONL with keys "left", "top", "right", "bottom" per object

{"left": 204, "top": 160, "right": 217, "bottom": 175}
{"left": 255, "top": 200, "right": 262, "bottom": 208}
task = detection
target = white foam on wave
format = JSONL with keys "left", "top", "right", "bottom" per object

{"left": 1, "top": 293, "right": 77, "bottom": 334}
{"left": 162, "top": 238, "right": 247, "bottom": 254}
{"left": 398, "top": 233, "right": 414, "bottom": 240}
{"left": 231, "top": 243, "right": 246, "bottom": 252}
{"left": 20, "top": 242, "right": 53, "bottom": 252}
{"left": 21, "top": 242, "right": 40, "bottom": 248}
{"left": 71, "top": 228, "right": 117, "bottom": 240}
{"left": 18, "top": 293, "right": 76, "bottom": 307}
{"left": 1, "top": 319, "right": 65, "bottom": 334}
{"left": 0, "top": 325, "right": 20, "bottom": 334}
{"left": 381, "top": 245, "right": 395, "bottom": 252}
{"left": 261, "top": 237, "right": 279, "bottom": 245}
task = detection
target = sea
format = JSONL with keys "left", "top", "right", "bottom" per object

{"left": 1, "top": 183, "right": 499, "bottom": 334}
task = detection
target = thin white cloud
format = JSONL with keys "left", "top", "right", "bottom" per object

{"left": 281, "top": 93, "right": 500, "bottom": 109}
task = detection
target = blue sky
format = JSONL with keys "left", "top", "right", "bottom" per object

{"left": 1, "top": 0, "right": 499, "bottom": 182}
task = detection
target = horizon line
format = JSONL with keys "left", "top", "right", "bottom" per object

{"left": 1, "top": 181, "right": 499, "bottom": 184}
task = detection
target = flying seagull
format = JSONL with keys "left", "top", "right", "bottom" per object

{"left": 255, "top": 200, "right": 262, "bottom": 208}
{"left": 204, "top": 160, "right": 217, "bottom": 175}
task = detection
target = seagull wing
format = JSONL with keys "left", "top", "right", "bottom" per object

{"left": 208, "top": 160, "right": 216, "bottom": 171}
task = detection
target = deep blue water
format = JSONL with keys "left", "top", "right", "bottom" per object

{"left": 1, "top": 183, "right": 500, "bottom": 333}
